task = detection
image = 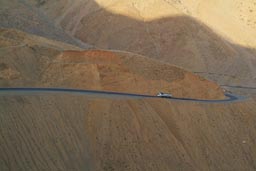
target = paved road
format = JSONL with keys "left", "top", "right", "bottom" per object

{"left": 221, "top": 85, "right": 256, "bottom": 90}
{"left": 0, "top": 87, "right": 246, "bottom": 103}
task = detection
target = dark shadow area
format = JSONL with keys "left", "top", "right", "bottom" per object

{"left": 0, "top": 0, "right": 89, "bottom": 48}
{"left": 2, "top": 0, "right": 256, "bottom": 96}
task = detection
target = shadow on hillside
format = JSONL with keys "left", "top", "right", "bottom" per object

{"left": 55, "top": 0, "right": 256, "bottom": 87}
{"left": 0, "top": 0, "right": 89, "bottom": 48}
{"left": 3, "top": 0, "right": 256, "bottom": 95}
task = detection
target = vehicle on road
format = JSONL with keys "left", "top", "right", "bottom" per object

{"left": 157, "top": 92, "right": 172, "bottom": 98}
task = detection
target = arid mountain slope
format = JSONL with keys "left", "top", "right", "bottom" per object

{"left": 28, "top": 0, "right": 256, "bottom": 95}
{"left": 1, "top": 94, "right": 256, "bottom": 171}
{"left": 0, "top": 0, "right": 90, "bottom": 48}
{"left": 167, "top": 0, "right": 256, "bottom": 47}
{"left": 0, "top": 29, "right": 224, "bottom": 99}
{"left": 0, "top": 3, "right": 256, "bottom": 170}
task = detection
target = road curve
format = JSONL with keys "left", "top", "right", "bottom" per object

{"left": 0, "top": 87, "right": 246, "bottom": 103}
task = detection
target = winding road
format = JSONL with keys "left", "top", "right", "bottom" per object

{"left": 0, "top": 87, "right": 246, "bottom": 103}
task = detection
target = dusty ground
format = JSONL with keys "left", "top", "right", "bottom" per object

{"left": 0, "top": 94, "right": 256, "bottom": 171}
{"left": 170, "top": 0, "right": 256, "bottom": 47}
{"left": 28, "top": 0, "right": 256, "bottom": 95}
{"left": 1, "top": 1, "right": 256, "bottom": 171}
{"left": 0, "top": 0, "right": 90, "bottom": 48}
{"left": 0, "top": 29, "right": 224, "bottom": 100}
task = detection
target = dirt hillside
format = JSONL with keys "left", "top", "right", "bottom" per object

{"left": 1, "top": 93, "right": 256, "bottom": 171}
{"left": 27, "top": 0, "right": 256, "bottom": 95}
{"left": 0, "top": 29, "right": 224, "bottom": 99}
{"left": 1, "top": 2, "right": 256, "bottom": 171}
{"left": 0, "top": 0, "right": 90, "bottom": 48}
{"left": 168, "top": 0, "right": 256, "bottom": 47}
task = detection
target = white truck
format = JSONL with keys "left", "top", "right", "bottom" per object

{"left": 157, "top": 92, "right": 172, "bottom": 98}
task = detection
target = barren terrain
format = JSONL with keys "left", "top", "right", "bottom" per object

{"left": 0, "top": 1, "right": 256, "bottom": 171}
{"left": 0, "top": 0, "right": 90, "bottom": 48}
{"left": 27, "top": 0, "right": 256, "bottom": 95}
{"left": 1, "top": 94, "right": 256, "bottom": 171}
{"left": 0, "top": 29, "right": 224, "bottom": 99}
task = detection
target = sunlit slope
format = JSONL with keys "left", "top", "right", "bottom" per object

{"left": 29, "top": 0, "right": 181, "bottom": 23}
{"left": 28, "top": 0, "right": 256, "bottom": 90}
{"left": 25, "top": 0, "right": 256, "bottom": 47}
{"left": 48, "top": 50, "right": 225, "bottom": 99}
{"left": 1, "top": 94, "right": 256, "bottom": 170}
{"left": 169, "top": 0, "right": 256, "bottom": 47}
{"left": 0, "top": 29, "right": 224, "bottom": 99}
